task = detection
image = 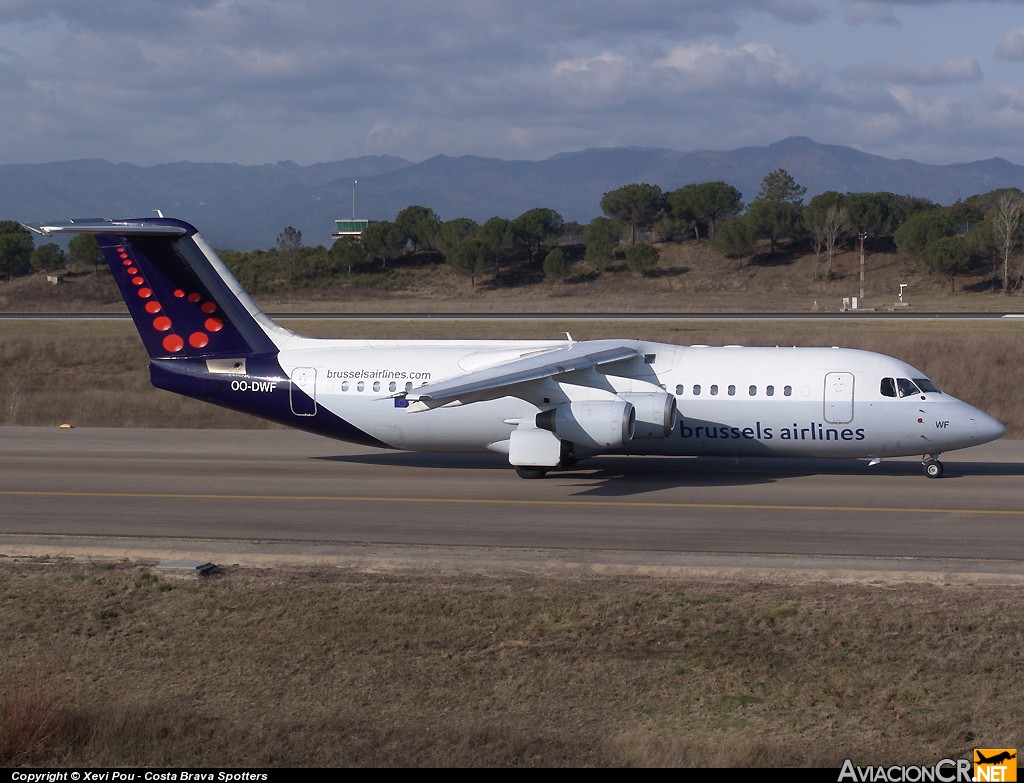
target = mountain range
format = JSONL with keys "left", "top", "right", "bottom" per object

{"left": 4, "top": 136, "right": 1024, "bottom": 249}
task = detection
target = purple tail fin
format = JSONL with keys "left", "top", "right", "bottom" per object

{"left": 28, "top": 218, "right": 282, "bottom": 359}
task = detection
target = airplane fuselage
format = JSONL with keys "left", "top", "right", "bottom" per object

{"left": 153, "top": 337, "right": 1000, "bottom": 462}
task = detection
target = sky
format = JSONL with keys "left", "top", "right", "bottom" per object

{"left": 1, "top": 0, "right": 1023, "bottom": 167}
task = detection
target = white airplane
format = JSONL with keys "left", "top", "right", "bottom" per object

{"left": 28, "top": 217, "right": 1006, "bottom": 479}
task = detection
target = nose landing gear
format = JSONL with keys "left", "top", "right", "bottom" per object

{"left": 922, "top": 455, "right": 944, "bottom": 478}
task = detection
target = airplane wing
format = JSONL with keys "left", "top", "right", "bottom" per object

{"left": 403, "top": 339, "right": 645, "bottom": 408}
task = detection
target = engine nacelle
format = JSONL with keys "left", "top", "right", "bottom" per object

{"left": 619, "top": 392, "right": 678, "bottom": 439}
{"left": 535, "top": 400, "right": 635, "bottom": 450}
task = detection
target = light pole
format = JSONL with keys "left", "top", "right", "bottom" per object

{"left": 858, "top": 231, "right": 868, "bottom": 303}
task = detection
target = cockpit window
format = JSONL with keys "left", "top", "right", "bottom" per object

{"left": 882, "top": 377, "right": 938, "bottom": 398}
{"left": 896, "top": 378, "right": 921, "bottom": 397}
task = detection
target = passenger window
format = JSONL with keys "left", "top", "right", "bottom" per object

{"left": 728, "top": 385, "right": 736, "bottom": 396}
{"left": 357, "top": 381, "right": 365, "bottom": 392}
{"left": 784, "top": 385, "right": 792, "bottom": 397}
{"left": 341, "top": 381, "right": 349, "bottom": 392}
{"left": 389, "top": 381, "right": 397, "bottom": 393}
{"left": 710, "top": 384, "right": 719, "bottom": 396}
{"left": 675, "top": 384, "right": 684, "bottom": 395}
{"left": 693, "top": 384, "right": 702, "bottom": 395}
{"left": 373, "top": 381, "right": 381, "bottom": 393}
{"left": 766, "top": 385, "right": 774, "bottom": 397}
{"left": 748, "top": 385, "right": 757, "bottom": 396}
{"left": 405, "top": 382, "right": 413, "bottom": 392}
{"left": 880, "top": 378, "right": 897, "bottom": 398}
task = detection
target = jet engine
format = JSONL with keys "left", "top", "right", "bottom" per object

{"left": 619, "top": 392, "right": 678, "bottom": 439}
{"left": 535, "top": 400, "right": 635, "bottom": 449}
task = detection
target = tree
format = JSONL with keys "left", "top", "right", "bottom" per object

{"left": 68, "top": 233, "right": 102, "bottom": 272}
{"left": 436, "top": 218, "right": 479, "bottom": 255}
{"left": 892, "top": 194, "right": 940, "bottom": 225}
{"left": 582, "top": 217, "right": 620, "bottom": 264}
{"left": 0, "top": 221, "right": 33, "bottom": 281}
{"left": 543, "top": 248, "right": 571, "bottom": 283}
{"left": 30, "top": 243, "right": 65, "bottom": 273}
{"left": 361, "top": 220, "right": 408, "bottom": 268}
{"left": 667, "top": 181, "right": 744, "bottom": 240}
{"left": 395, "top": 205, "right": 441, "bottom": 252}
{"left": 921, "top": 236, "right": 972, "bottom": 292}
{"left": 893, "top": 210, "right": 954, "bottom": 256}
{"left": 846, "top": 192, "right": 898, "bottom": 239}
{"left": 711, "top": 218, "right": 756, "bottom": 258}
{"left": 447, "top": 237, "right": 491, "bottom": 288}
{"left": 275, "top": 226, "right": 303, "bottom": 285}
{"left": 990, "top": 191, "right": 1024, "bottom": 293}
{"left": 624, "top": 242, "right": 659, "bottom": 277}
{"left": 804, "top": 192, "right": 850, "bottom": 280}
{"left": 964, "top": 219, "right": 997, "bottom": 289}
{"left": 746, "top": 198, "right": 801, "bottom": 255}
{"left": 478, "top": 217, "right": 517, "bottom": 270}
{"left": 330, "top": 236, "right": 368, "bottom": 276}
{"left": 756, "top": 169, "right": 807, "bottom": 205}
{"left": 600, "top": 183, "right": 664, "bottom": 244}
{"left": 277, "top": 226, "right": 302, "bottom": 252}
{"left": 513, "top": 208, "right": 564, "bottom": 263}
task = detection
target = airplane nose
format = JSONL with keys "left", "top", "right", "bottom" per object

{"left": 973, "top": 411, "right": 1007, "bottom": 443}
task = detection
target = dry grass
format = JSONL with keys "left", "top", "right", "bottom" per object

{"left": 0, "top": 660, "right": 75, "bottom": 766}
{"left": 0, "top": 558, "right": 1021, "bottom": 767}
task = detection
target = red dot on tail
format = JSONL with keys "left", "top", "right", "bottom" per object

{"left": 205, "top": 317, "right": 223, "bottom": 332}
{"left": 189, "top": 332, "right": 209, "bottom": 348}
{"left": 153, "top": 316, "right": 172, "bottom": 332}
{"left": 131, "top": 276, "right": 145, "bottom": 286}
{"left": 138, "top": 288, "right": 152, "bottom": 298}
{"left": 122, "top": 259, "right": 132, "bottom": 266}
{"left": 163, "top": 334, "right": 184, "bottom": 353}
{"left": 145, "top": 301, "right": 162, "bottom": 314}
{"left": 127, "top": 267, "right": 138, "bottom": 274}
{"left": 201, "top": 302, "right": 217, "bottom": 314}
{"left": 188, "top": 293, "right": 201, "bottom": 303}
{"left": 173, "top": 289, "right": 185, "bottom": 298}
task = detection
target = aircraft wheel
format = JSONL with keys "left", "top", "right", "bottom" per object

{"left": 514, "top": 466, "right": 549, "bottom": 479}
{"left": 923, "top": 459, "right": 944, "bottom": 479}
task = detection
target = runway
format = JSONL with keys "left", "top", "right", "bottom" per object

{"left": 2, "top": 426, "right": 1023, "bottom": 581}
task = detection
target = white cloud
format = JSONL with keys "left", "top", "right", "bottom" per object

{"left": 846, "top": 56, "right": 982, "bottom": 85}
{"left": 844, "top": 1, "right": 899, "bottom": 25}
{"left": 656, "top": 42, "right": 817, "bottom": 93}
{"left": 996, "top": 27, "right": 1024, "bottom": 60}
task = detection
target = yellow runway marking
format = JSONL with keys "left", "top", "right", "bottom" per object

{"left": 1, "top": 489, "right": 1022, "bottom": 516}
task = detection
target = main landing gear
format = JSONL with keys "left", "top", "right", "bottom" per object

{"left": 922, "top": 455, "right": 944, "bottom": 479}
{"left": 514, "top": 466, "right": 549, "bottom": 479}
